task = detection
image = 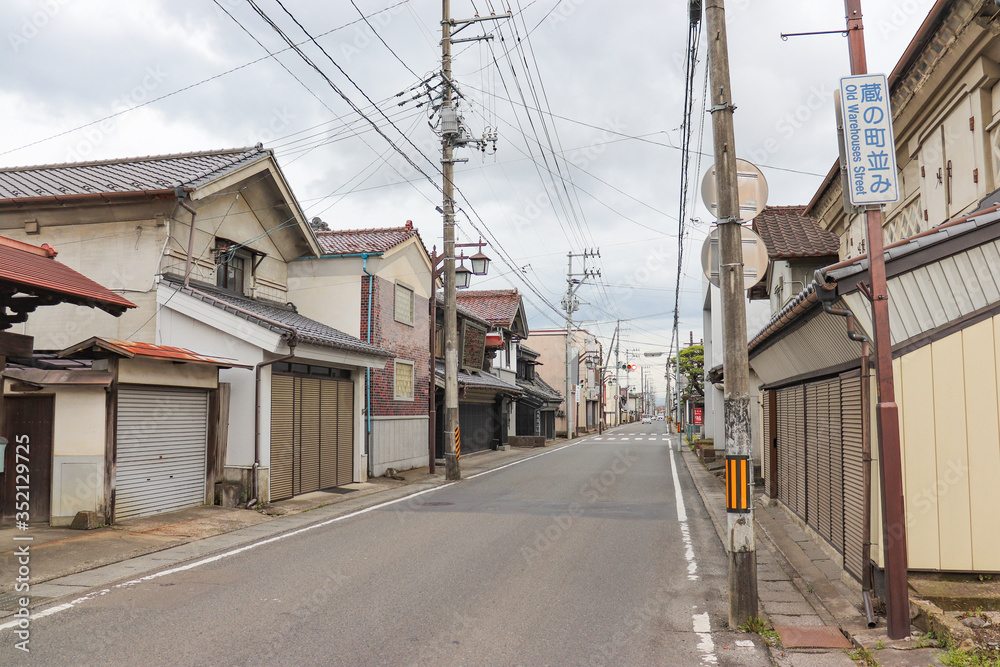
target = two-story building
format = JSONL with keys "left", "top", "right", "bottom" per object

{"left": 288, "top": 221, "right": 432, "bottom": 477}
{"left": 0, "top": 147, "right": 391, "bottom": 517}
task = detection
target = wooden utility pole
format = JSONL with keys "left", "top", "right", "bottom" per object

{"left": 439, "top": 2, "right": 508, "bottom": 481}
{"left": 703, "top": 0, "right": 758, "bottom": 627}
{"left": 843, "top": 0, "right": 909, "bottom": 640}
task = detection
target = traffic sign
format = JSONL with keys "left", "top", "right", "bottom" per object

{"left": 700, "top": 225, "right": 769, "bottom": 290}
{"left": 839, "top": 74, "right": 899, "bottom": 206}
{"left": 701, "top": 158, "right": 769, "bottom": 223}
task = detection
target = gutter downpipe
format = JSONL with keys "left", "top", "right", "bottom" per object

{"left": 815, "top": 271, "right": 877, "bottom": 629}
{"left": 362, "top": 254, "right": 374, "bottom": 476}
{"left": 174, "top": 187, "right": 300, "bottom": 509}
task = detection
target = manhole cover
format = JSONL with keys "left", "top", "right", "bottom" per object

{"left": 417, "top": 501, "right": 454, "bottom": 507}
{"left": 772, "top": 625, "right": 853, "bottom": 649}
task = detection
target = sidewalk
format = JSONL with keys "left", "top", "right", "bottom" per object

{"left": 681, "top": 447, "right": 949, "bottom": 666}
{"left": 0, "top": 444, "right": 541, "bottom": 620}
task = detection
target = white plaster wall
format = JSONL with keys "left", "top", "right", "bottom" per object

{"left": 118, "top": 356, "right": 218, "bottom": 389}
{"left": 288, "top": 257, "right": 364, "bottom": 339}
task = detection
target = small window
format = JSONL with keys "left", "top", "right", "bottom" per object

{"left": 394, "top": 360, "right": 415, "bottom": 400}
{"left": 215, "top": 240, "right": 249, "bottom": 295}
{"left": 395, "top": 283, "right": 414, "bottom": 325}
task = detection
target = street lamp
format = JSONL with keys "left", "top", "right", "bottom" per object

{"left": 469, "top": 251, "right": 490, "bottom": 276}
{"left": 454, "top": 263, "right": 473, "bottom": 289}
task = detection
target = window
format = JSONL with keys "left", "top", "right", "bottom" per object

{"left": 394, "top": 360, "right": 414, "bottom": 400}
{"left": 395, "top": 282, "right": 414, "bottom": 325}
{"left": 215, "top": 240, "right": 249, "bottom": 295}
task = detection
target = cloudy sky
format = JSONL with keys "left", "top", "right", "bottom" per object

{"left": 2, "top": 0, "right": 934, "bottom": 401}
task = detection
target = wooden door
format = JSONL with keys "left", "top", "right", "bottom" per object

{"left": 2, "top": 395, "right": 54, "bottom": 523}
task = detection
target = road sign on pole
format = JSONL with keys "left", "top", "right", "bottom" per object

{"left": 839, "top": 74, "right": 899, "bottom": 206}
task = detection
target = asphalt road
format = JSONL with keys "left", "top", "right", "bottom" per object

{"left": 3, "top": 423, "right": 770, "bottom": 666}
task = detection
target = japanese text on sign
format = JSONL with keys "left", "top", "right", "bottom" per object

{"left": 839, "top": 74, "right": 899, "bottom": 206}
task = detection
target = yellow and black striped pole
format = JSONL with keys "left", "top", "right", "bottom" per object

{"left": 726, "top": 455, "right": 751, "bottom": 513}
{"left": 454, "top": 426, "right": 461, "bottom": 462}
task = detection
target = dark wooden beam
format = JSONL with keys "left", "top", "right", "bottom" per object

{"left": 0, "top": 331, "right": 33, "bottom": 357}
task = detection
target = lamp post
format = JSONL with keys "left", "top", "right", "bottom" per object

{"left": 428, "top": 240, "right": 490, "bottom": 476}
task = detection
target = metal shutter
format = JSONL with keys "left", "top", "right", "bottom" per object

{"left": 270, "top": 375, "right": 295, "bottom": 501}
{"left": 791, "top": 385, "right": 807, "bottom": 520}
{"left": 297, "top": 378, "right": 322, "bottom": 495}
{"left": 776, "top": 389, "right": 790, "bottom": 507}
{"left": 805, "top": 382, "right": 821, "bottom": 531}
{"left": 841, "top": 372, "right": 865, "bottom": 581}
{"left": 336, "top": 380, "right": 354, "bottom": 486}
{"left": 320, "top": 382, "right": 339, "bottom": 489}
{"left": 460, "top": 403, "right": 494, "bottom": 454}
{"left": 762, "top": 390, "right": 771, "bottom": 497}
{"left": 116, "top": 385, "right": 208, "bottom": 521}
{"left": 829, "top": 380, "right": 844, "bottom": 556}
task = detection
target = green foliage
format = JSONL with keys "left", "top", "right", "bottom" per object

{"left": 848, "top": 646, "right": 881, "bottom": 666}
{"left": 677, "top": 344, "right": 704, "bottom": 399}
{"left": 941, "top": 648, "right": 1000, "bottom": 666}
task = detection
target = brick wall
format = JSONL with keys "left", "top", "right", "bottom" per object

{"left": 361, "top": 274, "right": 430, "bottom": 417}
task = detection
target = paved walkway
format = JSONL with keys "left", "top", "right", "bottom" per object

{"left": 680, "top": 447, "right": 949, "bottom": 666}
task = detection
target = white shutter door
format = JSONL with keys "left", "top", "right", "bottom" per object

{"left": 116, "top": 385, "right": 208, "bottom": 521}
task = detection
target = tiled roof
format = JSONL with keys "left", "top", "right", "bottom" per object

{"left": 316, "top": 221, "right": 423, "bottom": 256}
{"left": 162, "top": 277, "right": 391, "bottom": 357}
{"left": 516, "top": 375, "right": 562, "bottom": 402}
{"left": 455, "top": 289, "right": 522, "bottom": 327}
{"left": 58, "top": 337, "right": 248, "bottom": 368}
{"left": 0, "top": 236, "right": 136, "bottom": 327}
{"left": 0, "top": 146, "right": 270, "bottom": 201}
{"left": 751, "top": 206, "right": 841, "bottom": 260}
{"left": 436, "top": 293, "right": 490, "bottom": 327}
{"left": 435, "top": 359, "right": 522, "bottom": 394}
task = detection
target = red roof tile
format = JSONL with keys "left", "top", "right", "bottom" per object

{"left": 751, "top": 206, "right": 841, "bottom": 260}
{"left": 0, "top": 236, "right": 136, "bottom": 324}
{"left": 317, "top": 221, "right": 425, "bottom": 256}
{"left": 58, "top": 337, "right": 247, "bottom": 367}
{"left": 455, "top": 289, "right": 522, "bottom": 327}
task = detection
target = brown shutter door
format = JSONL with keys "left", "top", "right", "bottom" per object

{"left": 320, "top": 380, "right": 339, "bottom": 489}
{"left": 270, "top": 375, "right": 295, "bottom": 502}
{"left": 298, "top": 378, "right": 322, "bottom": 494}
{"left": 841, "top": 371, "right": 865, "bottom": 581}
{"left": 792, "top": 385, "right": 807, "bottom": 520}
{"left": 777, "top": 388, "right": 790, "bottom": 507}
{"left": 805, "top": 382, "right": 821, "bottom": 531}
{"left": 762, "top": 390, "right": 771, "bottom": 497}
{"left": 829, "top": 379, "right": 844, "bottom": 556}
{"left": 336, "top": 380, "right": 354, "bottom": 486}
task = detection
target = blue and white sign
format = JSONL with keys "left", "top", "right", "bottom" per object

{"left": 839, "top": 74, "right": 899, "bottom": 206}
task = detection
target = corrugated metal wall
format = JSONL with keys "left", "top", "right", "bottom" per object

{"left": 840, "top": 371, "right": 865, "bottom": 581}
{"left": 761, "top": 389, "right": 771, "bottom": 497}
{"left": 115, "top": 385, "right": 208, "bottom": 522}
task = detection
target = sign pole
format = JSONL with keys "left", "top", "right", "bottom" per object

{"left": 840, "top": 0, "right": 909, "bottom": 640}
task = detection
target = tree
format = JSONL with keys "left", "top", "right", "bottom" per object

{"left": 677, "top": 344, "right": 703, "bottom": 400}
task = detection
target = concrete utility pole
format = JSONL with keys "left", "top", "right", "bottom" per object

{"left": 440, "top": 1, "right": 508, "bottom": 481}
{"left": 615, "top": 320, "right": 621, "bottom": 426}
{"left": 703, "top": 0, "right": 758, "bottom": 627}
{"left": 562, "top": 249, "right": 599, "bottom": 439}
{"left": 843, "top": 0, "right": 909, "bottom": 640}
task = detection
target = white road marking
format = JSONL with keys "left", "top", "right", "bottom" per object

{"left": 669, "top": 448, "right": 698, "bottom": 581}
{"left": 0, "top": 483, "right": 454, "bottom": 632}
{"left": 692, "top": 612, "right": 717, "bottom": 664}
{"left": 466, "top": 439, "right": 587, "bottom": 479}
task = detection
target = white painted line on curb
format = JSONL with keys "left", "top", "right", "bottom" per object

{"left": 0, "top": 483, "right": 456, "bottom": 632}
{"left": 670, "top": 448, "right": 699, "bottom": 582}
{"left": 692, "top": 611, "right": 717, "bottom": 664}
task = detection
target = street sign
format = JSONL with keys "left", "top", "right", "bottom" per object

{"left": 694, "top": 407, "right": 703, "bottom": 425}
{"left": 701, "top": 158, "right": 768, "bottom": 223}
{"left": 839, "top": 74, "right": 899, "bottom": 206}
{"left": 700, "top": 225, "right": 769, "bottom": 290}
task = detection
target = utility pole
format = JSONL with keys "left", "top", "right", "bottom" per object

{"left": 843, "top": 0, "right": 909, "bottom": 639}
{"left": 703, "top": 0, "right": 758, "bottom": 627}
{"left": 615, "top": 320, "right": 622, "bottom": 426}
{"left": 562, "top": 249, "right": 600, "bottom": 439}
{"left": 440, "top": 1, "right": 508, "bottom": 481}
